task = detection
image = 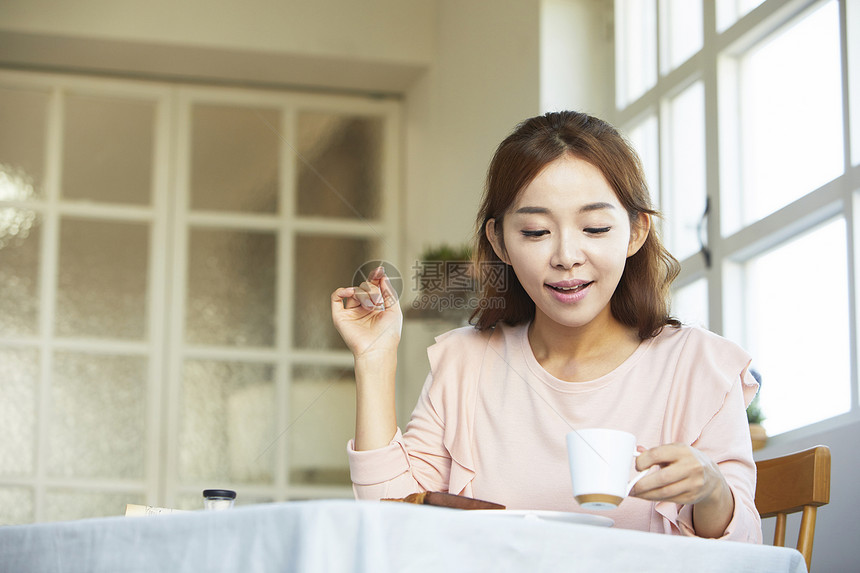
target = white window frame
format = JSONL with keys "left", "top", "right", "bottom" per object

{"left": 613, "top": 0, "right": 860, "bottom": 444}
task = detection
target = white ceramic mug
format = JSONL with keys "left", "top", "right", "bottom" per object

{"left": 566, "top": 428, "right": 649, "bottom": 510}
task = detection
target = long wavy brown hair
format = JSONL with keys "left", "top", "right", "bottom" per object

{"left": 470, "top": 111, "right": 681, "bottom": 339}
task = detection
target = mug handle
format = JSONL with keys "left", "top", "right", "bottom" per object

{"left": 625, "top": 451, "right": 651, "bottom": 496}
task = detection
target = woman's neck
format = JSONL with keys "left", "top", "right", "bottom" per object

{"left": 527, "top": 312, "right": 641, "bottom": 382}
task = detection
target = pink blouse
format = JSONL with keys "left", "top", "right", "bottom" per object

{"left": 348, "top": 322, "right": 762, "bottom": 542}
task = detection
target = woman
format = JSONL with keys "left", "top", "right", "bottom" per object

{"left": 331, "top": 111, "right": 762, "bottom": 541}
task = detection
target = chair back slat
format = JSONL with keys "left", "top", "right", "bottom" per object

{"left": 755, "top": 445, "right": 831, "bottom": 572}
{"left": 755, "top": 446, "right": 830, "bottom": 516}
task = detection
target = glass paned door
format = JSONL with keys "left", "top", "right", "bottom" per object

{"left": 0, "top": 72, "right": 399, "bottom": 523}
{"left": 170, "top": 92, "right": 397, "bottom": 505}
{"left": 0, "top": 74, "right": 168, "bottom": 523}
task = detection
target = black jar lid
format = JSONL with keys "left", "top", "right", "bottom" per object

{"left": 203, "top": 489, "right": 236, "bottom": 499}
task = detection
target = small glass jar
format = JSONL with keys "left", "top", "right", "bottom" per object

{"left": 202, "top": 489, "right": 236, "bottom": 511}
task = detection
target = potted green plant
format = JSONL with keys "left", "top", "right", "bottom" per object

{"left": 415, "top": 243, "right": 474, "bottom": 295}
{"left": 410, "top": 243, "right": 476, "bottom": 320}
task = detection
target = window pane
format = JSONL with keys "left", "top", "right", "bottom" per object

{"left": 56, "top": 218, "right": 149, "bottom": 339}
{"left": 0, "top": 486, "right": 34, "bottom": 525}
{"left": 0, "top": 349, "right": 38, "bottom": 477}
{"left": 615, "top": 0, "right": 657, "bottom": 106}
{"left": 289, "top": 365, "right": 355, "bottom": 487}
{"left": 738, "top": 1, "right": 843, "bottom": 226}
{"left": 850, "top": 0, "right": 860, "bottom": 167}
{"left": 661, "top": 0, "right": 702, "bottom": 72}
{"left": 62, "top": 94, "right": 154, "bottom": 205}
{"left": 48, "top": 352, "right": 148, "bottom": 479}
{"left": 0, "top": 212, "right": 40, "bottom": 336}
{"left": 190, "top": 104, "right": 280, "bottom": 213}
{"left": 665, "top": 81, "right": 706, "bottom": 260}
{"left": 625, "top": 115, "right": 660, "bottom": 210}
{"left": 186, "top": 228, "right": 276, "bottom": 347}
{"left": 0, "top": 87, "right": 49, "bottom": 199}
{"left": 745, "top": 218, "right": 850, "bottom": 435}
{"left": 297, "top": 112, "right": 384, "bottom": 219}
{"left": 671, "top": 278, "right": 708, "bottom": 328}
{"left": 178, "top": 360, "right": 275, "bottom": 484}
{"left": 293, "top": 235, "right": 376, "bottom": 350}
{"left": 716, "top": 0, "right": 766, "bottom": 32}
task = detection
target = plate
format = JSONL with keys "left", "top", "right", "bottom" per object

{"left": 468, "top": 509, "right": 613, "bottom": 527}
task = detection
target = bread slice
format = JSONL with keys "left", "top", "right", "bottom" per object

{"left": 383, "top": 491, "right": 505, "bottom": 510}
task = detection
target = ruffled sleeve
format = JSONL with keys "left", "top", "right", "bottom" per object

{"left": 420, "top": 328, "right": 489, "bottom": 496}
{"left": 346, "top": 326, "right": 492, "bottom": 499}
{"left": 654, "top": 327, "right": 762, "bottom": 542}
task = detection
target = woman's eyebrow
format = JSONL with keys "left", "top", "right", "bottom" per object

{"left": 513, "top": 202, "right": 615, "bottom": 215}
{"left": 579, "top": 202, "right": 616, "bottom": 213}
{"left": 513, "top": 206, "right": 550, "bottom": 215}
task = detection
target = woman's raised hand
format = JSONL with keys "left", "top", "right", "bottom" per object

{"left": 331, "top": 265, "right": 402, "bottom": 358}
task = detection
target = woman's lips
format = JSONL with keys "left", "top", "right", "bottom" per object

{"left": 545, "top": 280, "right": 593, "bottom": 303}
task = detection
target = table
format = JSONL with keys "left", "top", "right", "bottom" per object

{"left": 0, "top": 499, "right": 806, "bottom": 572}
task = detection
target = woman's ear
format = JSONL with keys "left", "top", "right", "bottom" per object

{"left": 627, "top": 213, "right": 651, "bottom": 258}
{"left": 485, "top": 218, "right": 510, "bottom": 264}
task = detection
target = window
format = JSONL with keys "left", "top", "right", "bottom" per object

{"left": 671, "top": 278, "right": 709, "bottom": 329}
{"left": 726, "top": 0, "right": 844, "bottom": 232}
{"left": 742, "top": 218, "right": 850, "bottom": 434}
{"left": 615, "top": 0, "right": 858, "bottom": 438}
{"left": 0, "top": 71, "right": 400, "bottom": 523}
{"left": 661, "top": 0, "right": 703, "bottom": 72}
{"left": 664, "top": 81, "right": 707, "bottom": 260}
{"left": 716, "top": 0, "right": 767, "bottom": 32}
{"left": 615, "top": 0, "right": 658, "bottom": 106}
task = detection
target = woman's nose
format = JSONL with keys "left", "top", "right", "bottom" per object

{"left": 550, "top": 235, "right": 585, "bottom": 269}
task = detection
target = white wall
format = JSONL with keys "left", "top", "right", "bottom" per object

{"left": 540, "top": 0, "right": 614, "bottom": 119}
{"left": 403, "top": 0, "right": 541, "bottom": 260}
{"left": 0, "top": 0, "right": 434, "bottom": 93}
{"left": 0, "top": 0, "right": 434, "bottom": 63}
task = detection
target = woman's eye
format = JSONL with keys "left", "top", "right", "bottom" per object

{"left": 521, "top": 230, "right": 549, "bottom": 238}
{"left": 584, "top": 227, "right": 611, "bottom": 234}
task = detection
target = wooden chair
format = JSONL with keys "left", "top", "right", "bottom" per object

{"left": 755, "top": 445, "right": 831, "bottom": 572}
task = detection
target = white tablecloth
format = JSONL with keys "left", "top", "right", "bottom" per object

{"left": 0, "top": 499, "right": 806, "bottom": 572}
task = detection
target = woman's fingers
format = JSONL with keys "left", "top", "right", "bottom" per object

{"left": 358, "top": 266, "right": 398, "bottom": 310}
{"left": 332, "top": 287, "right": 359, "bottom": 310}
{"left": 332, "top": 266, "right": 399, "bottom": 314}
{"left": 355, "top": 280, "right": 383, "bottom": 309}
{"left": 630, "top": 444, "right": 718, "bottom": 505}
{"left": 379, "top": 270, "right": 399, "bottom": 308}
{"left": 333, "top": 282, "right": 383, "bottom": 312}
{"left": 367, "top": 264, "right": 385, "bottom": 282}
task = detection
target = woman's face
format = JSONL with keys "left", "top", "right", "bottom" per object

{"left": 487, "top": 154, "right": 648, "bottom": 333}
